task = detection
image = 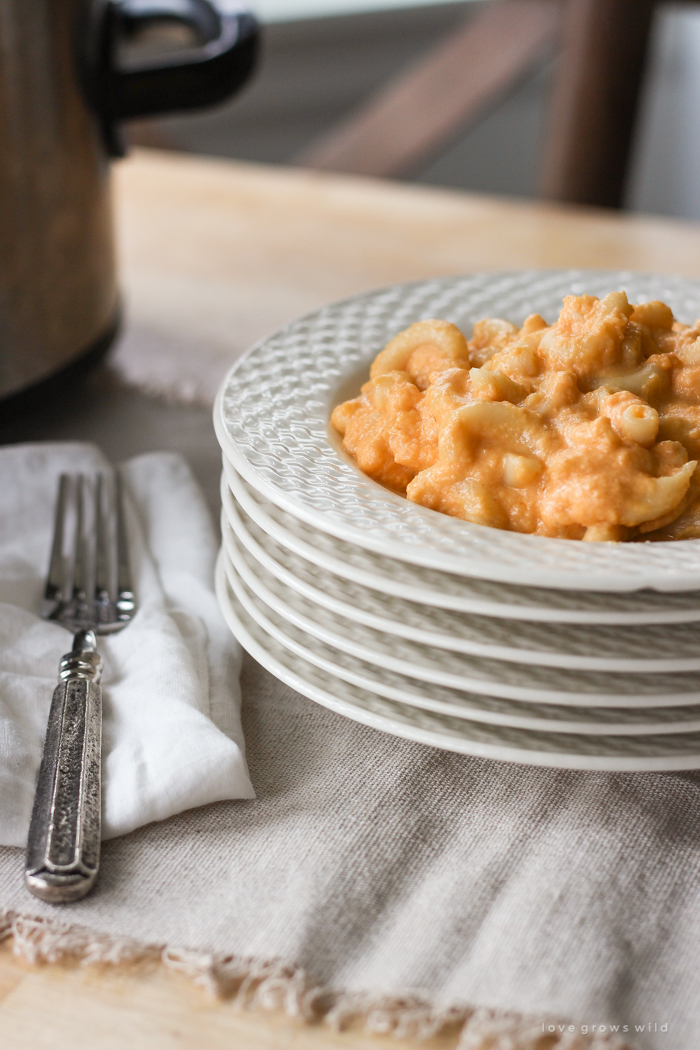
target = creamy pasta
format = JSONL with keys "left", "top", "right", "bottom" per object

{"left": 331, "top": 292, "right": 700, "bottom": 541}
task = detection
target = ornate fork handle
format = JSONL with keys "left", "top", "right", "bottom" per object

{"left": 25, "top": 631, "right": 103, "bottom": 903}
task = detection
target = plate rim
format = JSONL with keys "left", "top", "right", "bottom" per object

{"left": 215, "top": 269, "right": 700, "bottom": 593}
{"left": 221, "top": 484, "right": 700, "bottom": 673}
{"left": 218, "top": 541, "right": 700, "bottom": 708}
{"left": 221, "top": 458, "right": 700, "bottom": 626}
{"left": 215, "top": 551, "right": 700, "bottom": 771}
{"left": 220, "top": 545, "right": 700, "bottom": 737}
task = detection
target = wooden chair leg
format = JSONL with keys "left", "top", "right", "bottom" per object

{"left": 540, "top": 0, "right": 656, "bottom": 208}
{"left": 296, "top": 0, "right": 561, "bottom": 179}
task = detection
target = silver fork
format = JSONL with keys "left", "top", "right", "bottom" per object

{"left": 25, "top": 472, "right": 136, "bottom": 903}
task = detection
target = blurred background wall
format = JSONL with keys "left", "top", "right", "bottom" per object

{"left": 126, "top": 0, "right": 700, "bottom": 221}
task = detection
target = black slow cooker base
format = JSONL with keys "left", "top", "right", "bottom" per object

{"left": 0, "top": 310, "right": 121, "bottom": 426}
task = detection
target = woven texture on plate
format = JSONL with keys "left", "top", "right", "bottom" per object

{"left": 222, "top": 461, "right": 700, "bottom": 625}
{"left": 221, "top": 511, "right": 700, "bottom": 673}
{"left": 219, "top": 550, "right": 700, "bottom": 772}
{"left": 217, "top": 271, "right": 700, "bottom": 590}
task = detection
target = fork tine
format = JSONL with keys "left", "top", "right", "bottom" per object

{"left": 94, "top": 473, "right": 110, "bottom": 606}
{"left": 43, "top": 474, "right": 71, "bottom": 618}
{"left": 74, "top": 474, "right": 97, "bottom": 623}
{"left": 64, "top": 475, "right": 79, "bottom": 610}
{"left": 84, "top": 476, "right": 97, "bottom": 614}
{"left": 115, "top": 470, "right": 135, "bottom": 620}
{"left": 42, "top": 470, "right": 137, "bottom": 633}
{"left": 72, "top": 474, "right": 85, "bottom": 603}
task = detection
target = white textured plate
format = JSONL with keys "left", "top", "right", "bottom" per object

{"left": 214, "top": 270, "right": 700, "bottom": 592}
{"left": 220, "top": 545, "right": 700, "bottom": 737}
{"left": 222, "top": 483, "right": 700, "bottom": 673}
{"left": 217, "top": 540, "right": 700, "bottom": 708}
{"left": 215, "top": 553, "right": 700, "bottom": 770}
{"left": 222, "top": 460, "right": 700, "bottom": 626}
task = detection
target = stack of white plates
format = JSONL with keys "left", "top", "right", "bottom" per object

{"left": 214, "top": 270, "right": 700, "bottom": 771}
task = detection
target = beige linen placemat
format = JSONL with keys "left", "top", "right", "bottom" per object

{"left": 2, "top": 652, "right": 699, "bottom": 1050}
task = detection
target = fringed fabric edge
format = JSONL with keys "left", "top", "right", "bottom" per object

{"left": 0, "top": 909, "right": 635, "bottom": 1050}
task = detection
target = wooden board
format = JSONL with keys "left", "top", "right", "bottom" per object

{"left": 5, "top": 149, "right": 700, "bottom": 1049}
{"left": 0, "top": 941, "right": 457, "bottom": 1050}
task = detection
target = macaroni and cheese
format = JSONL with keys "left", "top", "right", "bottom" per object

{"left": 331, "top": 292, "right": 700, "bottom": 541}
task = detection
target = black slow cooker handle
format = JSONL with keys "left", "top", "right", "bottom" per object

{"left": 86, "top": 0, "right": 258, "bottom": 155}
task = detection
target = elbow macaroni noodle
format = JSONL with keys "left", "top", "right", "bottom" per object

{"left": 331, "top": 292, "right": 700, "bottom": 542}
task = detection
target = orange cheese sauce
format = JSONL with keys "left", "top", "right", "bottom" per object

{"left": 331, "top": 293, "right": 700, "bottom": 541}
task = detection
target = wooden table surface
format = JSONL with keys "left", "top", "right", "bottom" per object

{"left": 114, "top": 149, "right": 700, "bottom": 372}
{"left": 3, "top": 150, "right": 700, "bottom": 1050}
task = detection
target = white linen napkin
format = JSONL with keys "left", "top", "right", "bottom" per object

{"left": 0, "top": 442, "right": 254, "bottom": 848}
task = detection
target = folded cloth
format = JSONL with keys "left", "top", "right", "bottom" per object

{"left": 0, "top": 442, "right": 254, "bottom": 848}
